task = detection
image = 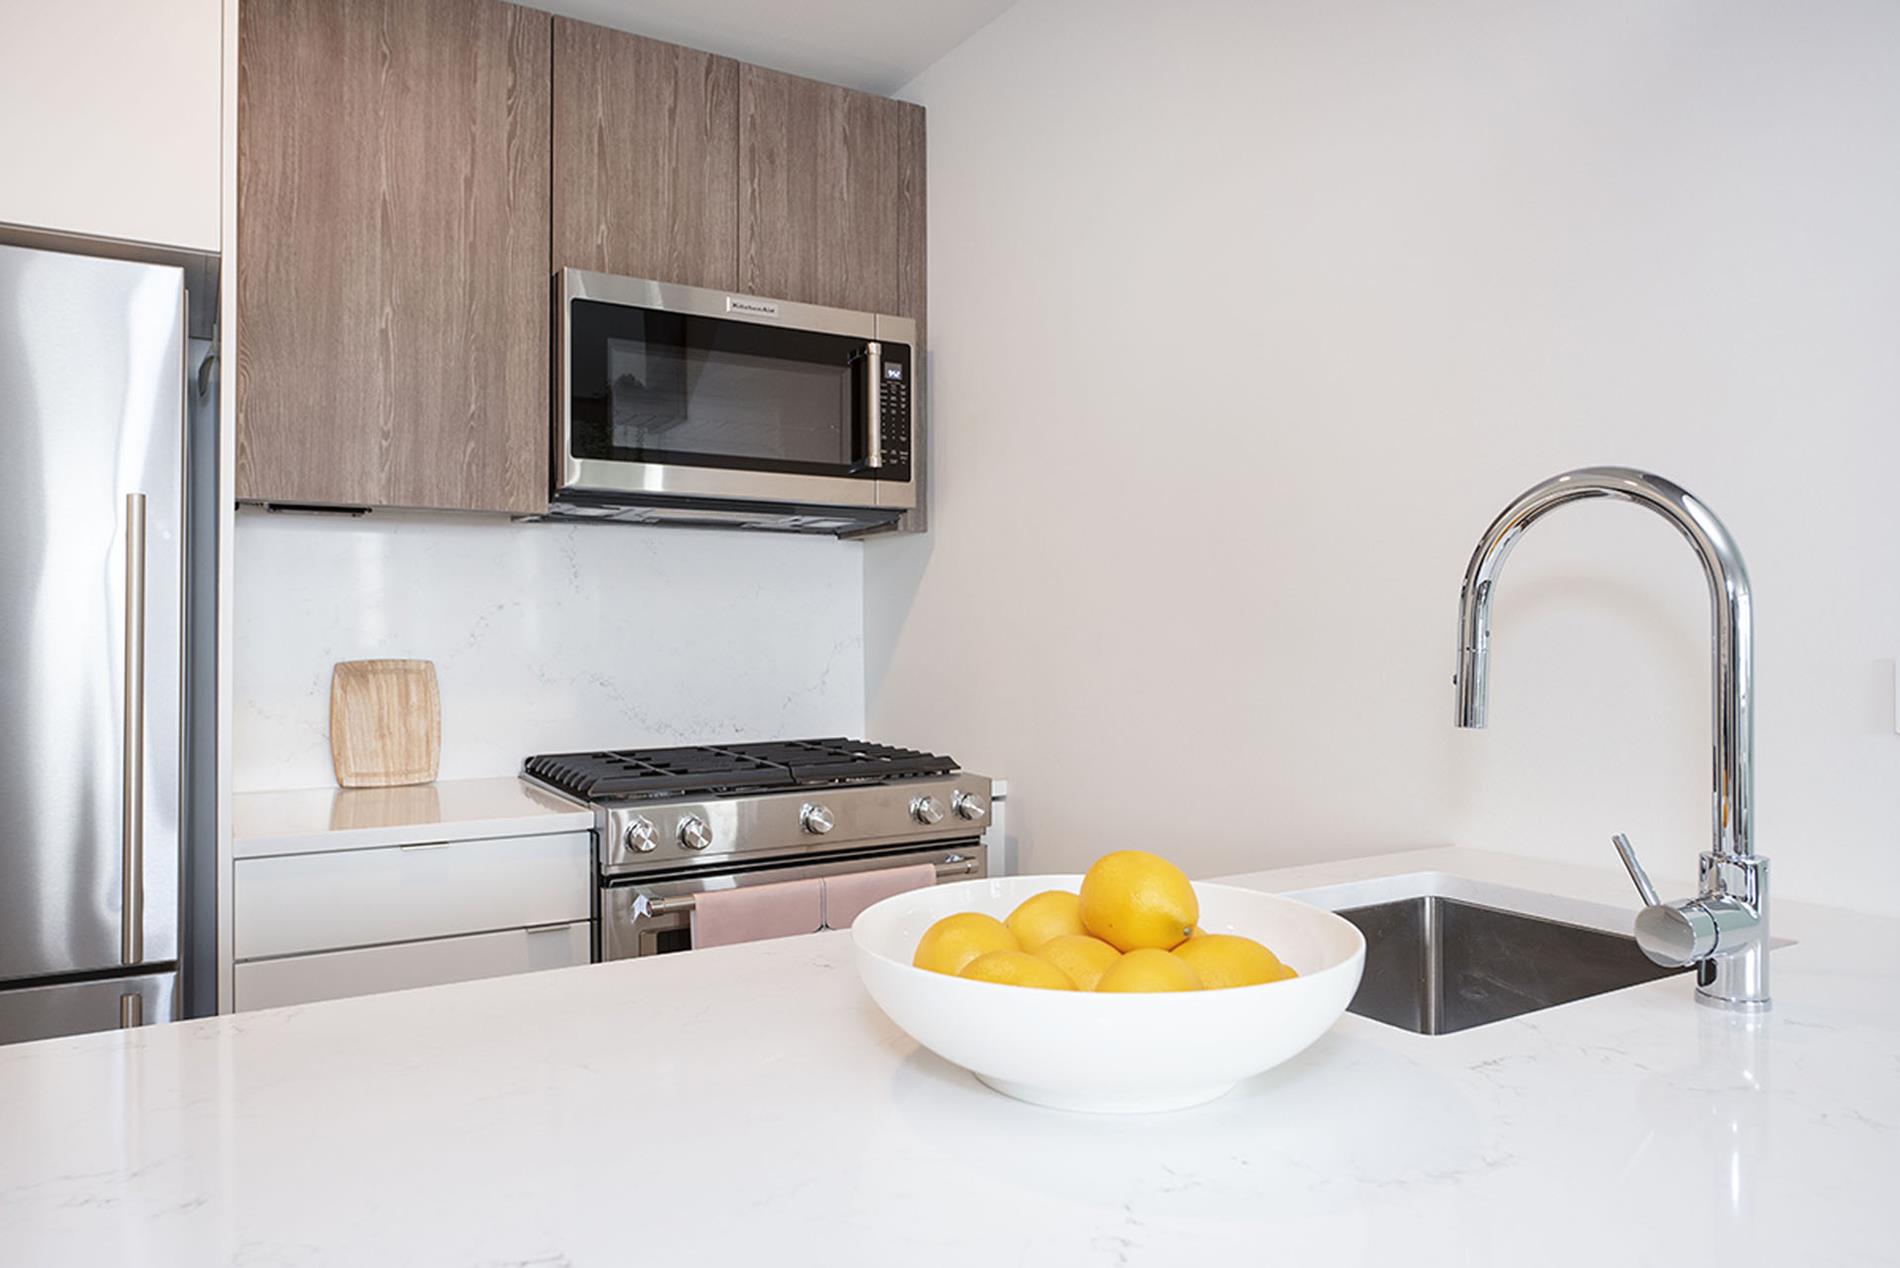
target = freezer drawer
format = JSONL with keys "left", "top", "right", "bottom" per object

{"left": 234, "top": 831, "right": 590, "bottom": 960}
{"left": 233, "top": 922, "right": 589, "bottom": 1011}
{"left": 0, "top": 971, "right": 177, "bottom": 1046}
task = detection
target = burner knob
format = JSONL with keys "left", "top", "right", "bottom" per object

{"left": 952, "top": 791, "right": 988, "bottom": 822}
{"left": 623, "top": 816, "right": 658, "bottom": 853}
{"left": 678, "top": 815, "right": 714, "bottom": 851}
{"left": 910, "top": 795, "right": 944, "bottom": 826}
{"left": 800, "top": 803, "right": 835, "bottom": 835}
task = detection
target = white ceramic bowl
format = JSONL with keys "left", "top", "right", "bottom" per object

{"left": 852, "top": 874, "right": 1366, "bottom": 1113}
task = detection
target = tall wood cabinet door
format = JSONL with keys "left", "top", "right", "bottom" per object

{"left": 739, "top": 66, "right": 924, "bottom": 316}
{"left": 236, "top": 0, "right": 552, "bottom": 514}
{"left": 553, "top": 21, "right": 739, "bottom": 289}
{"left": 887, "top": 101, "right": 927, "bottom": 333}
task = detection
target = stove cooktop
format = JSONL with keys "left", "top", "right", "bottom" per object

{"left": 522, "top": 738, "right": 958, "bottom": 802}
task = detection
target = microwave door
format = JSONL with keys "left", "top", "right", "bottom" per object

{"left": 567, "top": 296, "right": 873, "bottom": 483}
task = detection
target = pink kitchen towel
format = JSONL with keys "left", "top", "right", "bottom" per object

{"left": 822, "top": 863, "right": 938, "bottom": 930}
{"left": 691, "top": 877, "right": 825, "bottom": 949}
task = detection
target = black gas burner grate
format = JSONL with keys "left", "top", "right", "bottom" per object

{"left": 523, "top": 738, "right": 957, "bottom": 801}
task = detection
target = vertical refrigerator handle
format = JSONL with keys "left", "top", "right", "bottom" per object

{"left": 122, "top": 492, "right": 145, "bottom": 966}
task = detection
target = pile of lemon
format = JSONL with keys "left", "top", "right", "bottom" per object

{"left": 912, "top": 850, "right": 1296, "bottom": 992}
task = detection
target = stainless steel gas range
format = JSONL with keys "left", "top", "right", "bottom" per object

{"left": 522, "top": 739, "right": 992, "bottom": 961}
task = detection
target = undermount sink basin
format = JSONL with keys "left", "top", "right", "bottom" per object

{"left": 1332, "top": 896, "right": 1689, "bottom": 1035}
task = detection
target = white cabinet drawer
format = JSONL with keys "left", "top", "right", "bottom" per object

{"left": 235, "top": 831, "right": 590, "bottom": 960}
{"left": 234, "top": 922, "right": 591, "bottom": 1011}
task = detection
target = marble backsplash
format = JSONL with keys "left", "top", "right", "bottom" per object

{"left": 233, "top": 510, "right": 866, "bottom": 792}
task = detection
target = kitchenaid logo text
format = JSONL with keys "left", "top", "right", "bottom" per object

{"left": 726, "top": 297, "right": 779, "bottom": 317}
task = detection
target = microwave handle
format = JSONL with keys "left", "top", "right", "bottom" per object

{"left": 861, "top": 340, "right": 883, "bottom": 470}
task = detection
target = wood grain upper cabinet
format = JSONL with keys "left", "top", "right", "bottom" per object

{"left": 236, "top": 0, "right": 552, "bottom": 514}
{"left": 739, "top": 65, "right": 925, "bottom": 317}
{"left": 552, "top": 21, "right": 739, "bottom": 289}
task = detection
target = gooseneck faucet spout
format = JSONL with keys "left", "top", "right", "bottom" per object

{"left": 1453, "top": 467, "right": 1769, "bottom": 1012}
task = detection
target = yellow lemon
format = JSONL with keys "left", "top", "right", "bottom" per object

{"left": 1032, "top": 934, "right": 1123, "bottom": 991}
{"left": 1005, "top": 890, "right": 1087, "bottom": 950}
{"left": 1078, "top": 850, "right": 1199, "bottom": 952}
{"left": 1171, "top": 933, "right": 1296, "bottom": 988}
{"left": 1094, "top": 947, "right": 1203, "bottom": 993}
{"left": 958, "top": 949, "right": 1077, "bottom": 990}
{"left": 913, "top": 912, "right": 1018, "bottom": 976}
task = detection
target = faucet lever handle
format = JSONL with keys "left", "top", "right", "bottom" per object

{"left": 1611, "top": 833, "right": 1662, "bottom": 908}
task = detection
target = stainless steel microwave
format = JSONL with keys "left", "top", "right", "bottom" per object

{"left": 550, "top": 269, "right": 916, "bottom": 535}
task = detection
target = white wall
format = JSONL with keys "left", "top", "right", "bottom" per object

{"left": 867, "top": 0, "right": 1900, "bottom": 911}
{"left": 235, "top": 513, "right": 864, "bottom": 790}
{"left": 0, "top": 0, "right": 222, "bottom": 251}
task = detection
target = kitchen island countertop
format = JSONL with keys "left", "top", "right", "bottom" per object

{"left": 2, "top": 847, "right": 1895, "bottom": 1266}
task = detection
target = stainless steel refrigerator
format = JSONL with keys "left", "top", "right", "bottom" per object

{"left": 0, "top": 242, "right": 187, "bottom": 1043}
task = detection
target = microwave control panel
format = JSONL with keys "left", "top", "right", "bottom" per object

{"left": 878, "top": 348, "right": 913, "bottom": 475}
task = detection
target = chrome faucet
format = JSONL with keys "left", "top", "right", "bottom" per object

{"left": 1453, "top": 467, "right": 1769, "bottom": 1012}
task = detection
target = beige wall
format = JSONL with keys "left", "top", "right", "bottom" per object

{"left": 866, "top": 0, "right": 1900, "bottom": 911}
{"left": 0, "top": 0, "right": 222, "bottom": 251}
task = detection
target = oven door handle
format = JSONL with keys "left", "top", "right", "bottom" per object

{"left": 634, "top": 855, "right": 976, "bottom": 919}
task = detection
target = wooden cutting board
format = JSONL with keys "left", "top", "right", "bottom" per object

{"left": 329, "top": 659, "right": 441, "bottom": 788}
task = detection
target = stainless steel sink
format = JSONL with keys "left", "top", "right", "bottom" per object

{"left": 1336, "top": 897, "right": 1691, "bottom": 1035}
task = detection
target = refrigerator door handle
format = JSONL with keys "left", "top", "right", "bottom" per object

{"left": 122, "top": 492, "right": 145, "bottom": 967}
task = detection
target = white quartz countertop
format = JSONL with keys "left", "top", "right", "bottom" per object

{"left": 3, "top": 847, "right": 1896, "bottom": 1266}
{"left": 232, "top": 776, "right": 592, "bottom": 857}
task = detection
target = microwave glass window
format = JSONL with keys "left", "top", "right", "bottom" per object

{"left": 569, "top": 300, "right": 875, "bottom": 478}
{"left": 605, "top": 340, "right": 846, "bottom": 466}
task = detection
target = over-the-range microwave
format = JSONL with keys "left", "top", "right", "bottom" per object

{"left": 548, "top": 269, "right": 916, "bottom": 535}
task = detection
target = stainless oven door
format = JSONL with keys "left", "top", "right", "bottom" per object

{"left": 557, "top": 269, "right": 917, "bottom": 511}
{"left": 599, "top": 840, "right": 984, "bottom": 961}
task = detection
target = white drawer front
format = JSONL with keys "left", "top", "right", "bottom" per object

{"left": 235, "top": 831, "right": 591, "bottom": 960}
{"left": 234, "top": 922, "right": 591, "bottom": 1011}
